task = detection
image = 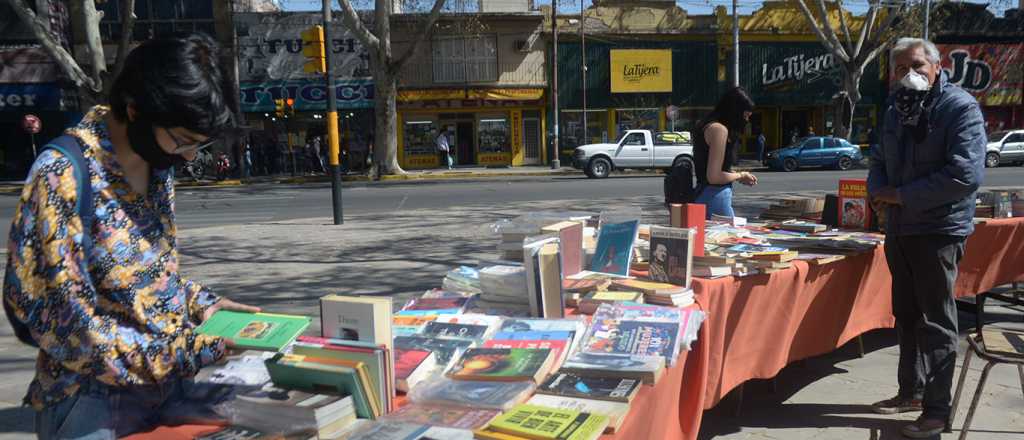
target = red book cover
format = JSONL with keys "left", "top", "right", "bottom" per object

{"left": 395, "top": 348, "right": 432, "bottom": 380}
{"left": 484, "top": 339, "right": 568, "bottom": 365}
{"left": 672, "top": 203, "right": 706, "bottom": 257}
{"left": 838, "top": 178, "right": 872, "bottom": 230}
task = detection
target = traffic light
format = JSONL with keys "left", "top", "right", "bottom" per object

{"left": 286, "top": 98, "right": 295, "bottom": 116}
{"left": 301, "top": 25, "right": 326, "bottom": 74}
{"left": 274, "top": 98, "right": 285, "bottom": 117}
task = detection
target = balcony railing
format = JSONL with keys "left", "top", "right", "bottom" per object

{"left": 399, "top": 60, "right": 546, "bottom": 87}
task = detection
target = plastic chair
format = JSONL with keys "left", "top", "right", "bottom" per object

{"left": 947, "top": 328, "right": 1024, "bottom": 439}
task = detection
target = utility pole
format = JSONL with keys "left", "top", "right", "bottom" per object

{"left": 923, "top": 0, "right": 931, "bottom": 40}
{"left": 580, "top": 0, "right": 587, "bottom": 145}
{"left": 550, "top": 0, "right": 561, "bottom": 169}
{"left": 324, "top": 0, "right": 344, "bottom": 224}
{"left": 732, "top": 0, "right": 739, "bottom": 87}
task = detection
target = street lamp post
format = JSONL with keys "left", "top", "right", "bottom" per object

{"left": 550, "top": 0, "right": 561, "bottom": 169}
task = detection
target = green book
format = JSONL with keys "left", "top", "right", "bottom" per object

{"left": 447, "top": 348, "right": 555, "bottom": 383}
{"left": 195, "top": 311, "right": 311, "bottom": 352}
{"left": 265, "top": 353, "right": 376, "bottom": 420}
{"left": 487, "top": 403, "right": 609, "bottom": 440}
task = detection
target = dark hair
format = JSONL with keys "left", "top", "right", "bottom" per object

{"left": 700, "top": 86, "right": 755, "bottom": 140}
{"left": 109, "top": 33, "right": 236, "bottom": 137}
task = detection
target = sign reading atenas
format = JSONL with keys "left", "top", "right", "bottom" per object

{"left": 610, "top": 49, "right": 673, "bottom": 93}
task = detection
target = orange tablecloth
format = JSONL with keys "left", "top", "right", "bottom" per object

{"left": 674, "top": 217, "right": 1024, "bottom": 440}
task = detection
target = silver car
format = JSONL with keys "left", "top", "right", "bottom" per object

{"left": 985, "top": 130, "right": 1024, "bottom": 168}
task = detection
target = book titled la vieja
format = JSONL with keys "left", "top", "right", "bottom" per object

{"left": 648, "top": 225, "right": 696, "bottom": 288}
{"left": 195, "top": 311, "right": 311, "bottom": 352}
{"left": 590, "top": 220, "right": 640, "bottom": 277}
{"left": 447, "top": 347, "right": 555, "bottom": 383}
{"left": 838, "top": 178, "right": 872, "bottom": 230}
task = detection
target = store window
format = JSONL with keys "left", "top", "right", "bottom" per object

{"left": 616, "top": 109, "right": 659, "bottom": 136}
{"left": 560, "top": 110, "right": 609, "bottom": 149}
{"left": 403, "top": 120, "right": 438, "bottom": 167}
{"left": 667, "top": 108, "right": 711, "bottom": 135}
{"left": 433, "top": 36, "right": 498, "bottom": 83}
{"left": 99, "top": 0, "right": 215, "bottom": 41}
{"left": 478, "top": 118, "right": 510, "bottom": 165}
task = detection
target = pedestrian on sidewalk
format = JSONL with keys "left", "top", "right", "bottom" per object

{"left": 692, "top": 86, "right": 759, "bottom": 219}
{"left": 755, "top": 129, "right": 766, "bottom": 164}
{"left": 2, "top": 34, "right": 261, "bottom": 439}
{"left": 867, "top": 37, "right": 986, "bottom": 439}
{"left": 436, "top": 128, "right": 453, "bottom": 169}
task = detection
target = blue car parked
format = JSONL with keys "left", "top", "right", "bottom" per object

{"left": 765, "top": 136, "right": 864, "bottom": 172}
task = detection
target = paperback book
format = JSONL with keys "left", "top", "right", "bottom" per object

{"left": 526, "top": 394, "right": 631, "bottom": 434}
{"left": 408, "top": 378, "right": 536, "bottom": 411}
{"left": 536, "top": 373, "right": 641, "bottom": 403}
{"left": 590, "top": 220, "right": 640, "bottom": 276}
{"left": 648, "top": 225, "right": 696, "bottom": 288}
{"left": 447, "top": 347, "right": 555, "bottom": 383}
{"left": 485, "top": 403, "right": 608, "bottom": 440}
{"left": 195, "top": 311, "right": 311, "bottom": 352}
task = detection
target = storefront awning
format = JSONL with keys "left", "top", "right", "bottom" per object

{"left": 398, "top": 88, "right": 545, "bottom": 102}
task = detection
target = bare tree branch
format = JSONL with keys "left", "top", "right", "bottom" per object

{"left": 111, "top": 0, "right": 136, "bottom": 82}
{"left": 854, "top": 2, "right": 880, "bottom": 58}
{"left": 794, "top": 0, "right": 850, "bottom": 62}
{"left": 336, "top": 0, "right": 381, "bottom": 52}
{"left": 860, "top": 4, "right": 902, "bottom": 63}
{"left": 860, "top": 36, "right": 891, "bottom": 72}
{"left": 810, "top": 0, "right": 850, "bottom": 61}
{"left": 1, "top": 0, "right": 99, "bottom": 91}
{"left": 391, "top": 0, "right": 447, "bottom": 72}
{"left": 836, "top": 0, "right": 854, "bottom": 52}
{"left": 81, "top": 0, "right": 108, "bottom": 86}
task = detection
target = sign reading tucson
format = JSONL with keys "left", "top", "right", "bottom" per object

{"left": 610, "top": 49, "right": 673, "bottom": 93}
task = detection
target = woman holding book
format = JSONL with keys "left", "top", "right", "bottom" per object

{"left": 3, "top": 34, "right": 260, "bottom": 439}
{"left": 693, "top": 87, "right": 759, "bottom": 219}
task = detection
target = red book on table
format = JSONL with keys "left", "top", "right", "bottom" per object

{"left": 670, "top": 203, "right": 705, "bottom": 257}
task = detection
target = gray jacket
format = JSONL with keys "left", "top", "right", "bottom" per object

{"left": 868, "top": 71, "right": 986, "bottom": 236}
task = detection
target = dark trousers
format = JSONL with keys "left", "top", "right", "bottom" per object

{"left": 884, "top": 234, "right": 965, "bottom": 419}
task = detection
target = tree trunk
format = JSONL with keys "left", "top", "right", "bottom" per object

{"left": 81, "top": 0, "right": 107, "bottom": 104}
{"left": 834, "top": 67, "right": 863, "bottom": 140}
{"left": 373, "top": 71, "right": 405, "bottom": 176}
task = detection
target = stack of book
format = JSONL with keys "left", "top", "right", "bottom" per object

{"left": 498, "top": 226, "right": 540, "bottom": 261}
{"left": 759, "top": 196, "right": 826, "bottom": 221}
{"left": 610, "top": 279, "right": 693, "bottom": 307}
{"left": 477, "top": 264, "right": 530, "bottom": 312}
{"left": 265, "top": 352, "right": 384, "bottom": 420}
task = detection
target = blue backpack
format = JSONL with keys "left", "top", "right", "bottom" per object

{"left": 4, "top": 135, "right": 94, "bottom": 347}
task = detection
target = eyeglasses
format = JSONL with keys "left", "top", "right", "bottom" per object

{"left": 164, "top": 128, "right": 218, "bottom": 154}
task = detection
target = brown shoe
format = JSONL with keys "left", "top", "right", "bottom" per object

{"left": 901, "top": 416, "right": 946, "bottom": 438}
{"left": 871, "top": 396, "right": 923, "bottom": 414}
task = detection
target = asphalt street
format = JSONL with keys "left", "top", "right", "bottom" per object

{"left": 0, "top": 166, "right": 1022, "bottom": 249}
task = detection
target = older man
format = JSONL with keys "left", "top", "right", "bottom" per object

{"left": 867, "top": 38, "right": 986, "bottom": 438}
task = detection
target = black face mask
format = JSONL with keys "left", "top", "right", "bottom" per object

{"left": 126, "top": 117, "right": 185, "bottom": 171}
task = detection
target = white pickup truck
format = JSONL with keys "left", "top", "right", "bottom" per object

{"left": 572, "top": 129, "right": 694, "bottom": 178}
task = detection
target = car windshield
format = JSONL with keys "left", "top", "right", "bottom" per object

{"left": 988, "top": 131, "right": 1010, "bottom": 142}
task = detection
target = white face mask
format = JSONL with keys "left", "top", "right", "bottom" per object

{"left": 900, "top": 69, "right": 931, "bottom": 91}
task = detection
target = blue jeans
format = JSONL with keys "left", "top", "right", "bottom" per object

{"left": 694, "top": 184, "right": 735, "bottom": 219}
{"left": 35, "top": 378, "right": 222, "bottom": 439}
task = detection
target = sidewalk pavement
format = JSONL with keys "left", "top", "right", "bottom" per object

{"left": 0, "top": 159, "right": 772, "bottom": 194}
{"left": 1, "top": 193, "right": 1020, "bottom": 439}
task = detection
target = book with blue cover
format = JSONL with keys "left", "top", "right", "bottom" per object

{"left": 490, "top": 331, "right": 574, "bottom": 341}
{"left": 590, "top": 220, "right": 640, "bottom": 276}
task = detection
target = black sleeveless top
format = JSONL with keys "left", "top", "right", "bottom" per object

{"left": 693, "top": 121, "right": 737, "bottom": 187}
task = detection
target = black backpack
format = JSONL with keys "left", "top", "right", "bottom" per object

{"left": 4, "top": 135, "right": 94, "bottom": 347}
{"left": 663, "top": 159, "right": 700, "bottom": 207}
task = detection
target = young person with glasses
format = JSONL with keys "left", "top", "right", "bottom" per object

{"left": 3, "top": 34, "right": 260, "bottom": 439}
